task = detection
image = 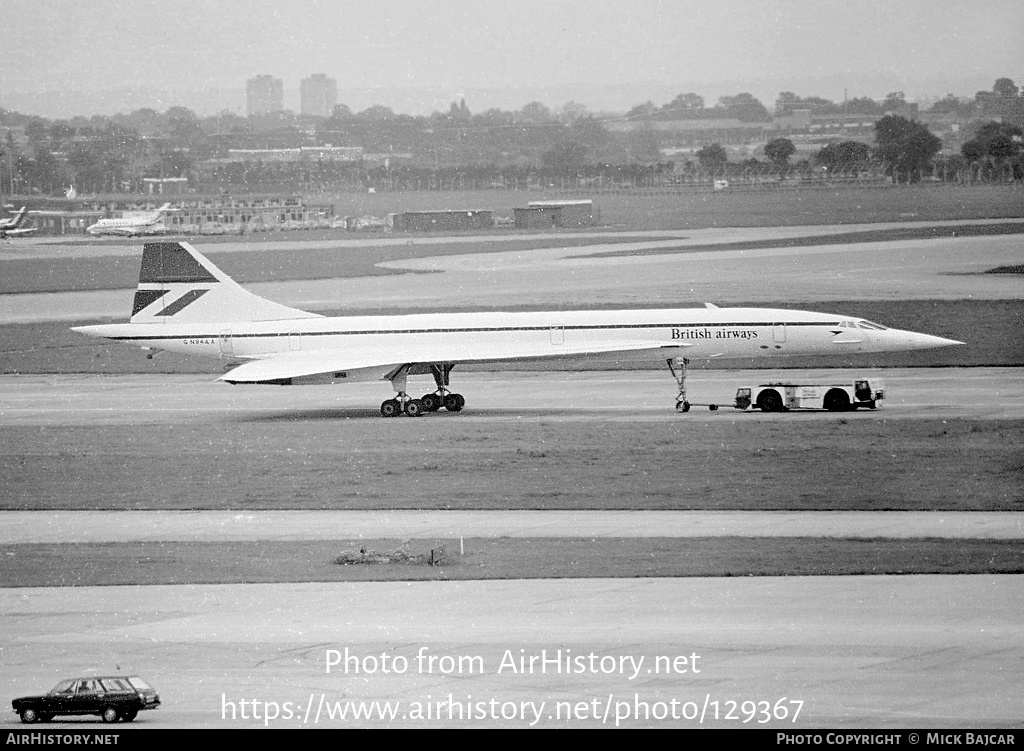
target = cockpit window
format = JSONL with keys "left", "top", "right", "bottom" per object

{"left": 857, "top": 320, "right": 888, "bottom": 330}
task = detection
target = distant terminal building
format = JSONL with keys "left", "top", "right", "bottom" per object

{"left": 142, "top": 177, "right": 188, "bottom": 195}
{"left": 296, "top": 146, "right": 362, "bottom": 162}
{"left": 363, "top": 152, "right": 414, "bottom": 167}
{"left": 391, "top": 210, "right": 493, "bottom": 232}
{"left": 163, "top": 195, "right": 335, "bottom": 233}
{"left": 19, "top": 195, "right": 334, "bottom": 235}
{"left": 605, "top": 117, "right": 768, "bottom": 145}
{"left": 514, "top": 200, "right": 597, "bottom": 229}
{"left": 222, "top": 146, "right": 363, "bottom": 163}
{"left": 611, "top": 102, "right": 927, "bottom": 148}
{"left": 246, "top": 75, "right": 284, "bottom": 116}
{"left": 300, "top": 74, "right": 338, "bottom": 117}
{"left": 24, "top": 209, "right": 104, "bottom": 236}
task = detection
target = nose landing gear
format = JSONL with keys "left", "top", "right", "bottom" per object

{"left": 667, "top": 356, "right": 720, "bottom": 413}
{"left": 668, "top": 356, "right": 691, "bottom": 412}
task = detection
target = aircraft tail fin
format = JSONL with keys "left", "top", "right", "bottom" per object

{"left": 129, "top": 241, "right": 321, "bottom": 324}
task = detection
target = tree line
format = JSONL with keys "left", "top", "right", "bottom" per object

{"left": 1, "top": 78, "right": 1022, "bottom": 195}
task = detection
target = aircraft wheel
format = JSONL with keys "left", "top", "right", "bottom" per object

{"left": 443, "top": 393, "right": 465, "bottom": 412}
{"left": 380, "top": 399, "right": 402, "bottom": 418}
{"left": 675, "top": 400, "right": 690, "bottom": 413}
{"left": 420, "top": 393, "right": 442, "bottom": 412}
{"left": 404, "top": 399, "right": 425, "bottom": 417}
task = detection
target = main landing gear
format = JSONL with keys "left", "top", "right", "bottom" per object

{"left": 380, "top": 363, "right": 466, "bottom": 418}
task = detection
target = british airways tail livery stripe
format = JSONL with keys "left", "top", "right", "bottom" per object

{"left": 128, "top": 241, "right": 321, "bottom": 324}
{"left": 139, "top": 243, "right": 218, "bottom": 284}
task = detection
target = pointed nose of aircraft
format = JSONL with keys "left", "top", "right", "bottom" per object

{"left": 888, "top": 329, "right": 965, "bottom": 351}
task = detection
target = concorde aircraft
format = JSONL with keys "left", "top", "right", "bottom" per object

{"left": 86, "top": 203, "right": 172, "bottom": 237}
{"left": 72, "top": 241, "right": 963, "bottom": 416}
{"left": 0, "top": 207, "right": 37, "bottom": 238}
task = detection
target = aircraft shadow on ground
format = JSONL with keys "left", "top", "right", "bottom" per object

{"left": 235, "top": 407, "right": 591, "bottom": 422}
{"left": 236, "top": 408, "right": 384, "bottom": 422}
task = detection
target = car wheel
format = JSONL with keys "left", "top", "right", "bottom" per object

{"left": 102, "top": 706, "right": 120, "bottom": 723}
{"left": 19, "top": 708, "right": 39, "bottom": 724}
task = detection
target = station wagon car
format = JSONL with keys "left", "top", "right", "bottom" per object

{"left": 12, "top": 676, "right": 160, "bottom": 723}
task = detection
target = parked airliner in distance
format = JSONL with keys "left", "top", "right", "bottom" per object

{"left": 0, "top": 207, "right": 37, "bottom": 238}
{"left": 73, "top": 241, "right": 963, "bottom": 416}
{"left": 86, "top": 203, "right": 172, "bottom": 237}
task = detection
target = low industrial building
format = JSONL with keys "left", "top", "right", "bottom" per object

{"left": 392, "top": 210, "right": 493, "bottom": 232}
{"left": 513, "top": 200, "right": 597, "bottom": 229}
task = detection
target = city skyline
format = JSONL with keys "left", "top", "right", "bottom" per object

{"left": 300, "top": 74, "right": 338, "bottom": 118}
{"left": 1, "top": 0, "right": 1022, "bottom": 118}
{"left": 245, "top": 74, "right": 283, "bottom": 117}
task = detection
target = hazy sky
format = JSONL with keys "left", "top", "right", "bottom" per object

{"left": 2, "top": 0, "right": 1022, "bottom": 116}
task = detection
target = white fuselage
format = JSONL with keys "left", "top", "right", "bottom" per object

{"left": 71, "top": 240, "right": 965, "bottom": 412}
{"left": 86, "top": 210, "right": 167, "bottom": 237}
{"left": 78, "top": 305, "right": 945, "bottom": 381}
